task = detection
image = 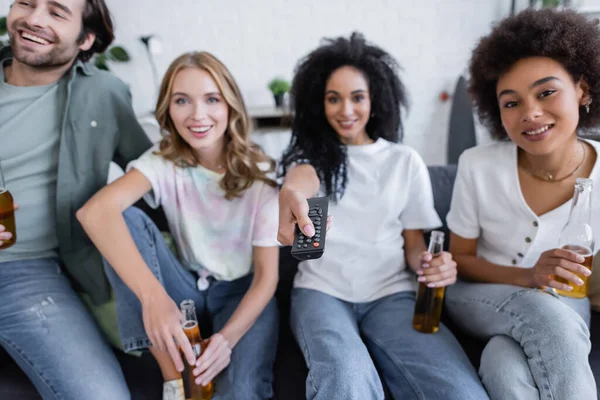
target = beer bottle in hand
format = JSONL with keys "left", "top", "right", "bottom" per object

{"left": 556, "top": 178, "right": 594, "bottom": 299}
{"left": 180, "top": 299, "right": 214, "bottom": 400}
{"left": 0, "top": 161, "right": 16, "bottom": 250}
{"left": 413, "top": 231, "right": 445, "bottom": 333}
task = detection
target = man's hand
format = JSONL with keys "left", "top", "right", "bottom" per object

{"left": 0, "top": 203, "right": 18, "bottom": 248}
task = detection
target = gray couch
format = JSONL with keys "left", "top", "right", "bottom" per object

{"left": 1, "top": 165, "right": 598, "bottom": 399}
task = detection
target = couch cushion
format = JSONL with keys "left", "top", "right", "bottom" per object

{"left": 427, "top": 165, "right": 457, "bottom": 249}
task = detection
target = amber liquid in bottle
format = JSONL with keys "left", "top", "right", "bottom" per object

{"left": 0, "top": 161, "right": 16, "bottom": 250}
{"left": 413, "top": 231, "right": 445, "bottom": 333}
{"left": 180, "top": 300, "right": 214, "bottom": 400}
{"left": 555, "top": 178, "right": 595, "bottom": 299}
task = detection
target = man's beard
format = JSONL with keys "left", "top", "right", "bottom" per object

{"left": 8, "top": 30, "right": 79, "bottom": 69}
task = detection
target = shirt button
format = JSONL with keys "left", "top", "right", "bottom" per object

{"left": 518, "top": 253, "right": 524, "bottom": 257}
{"left": 533, "top": 221, "right": 539, "bottom": 227}
{"left": 90, "top": 120, "right": 98, "bottom": 128}
{"left": 525, "top": 237, "right": 532, "bottom": 243}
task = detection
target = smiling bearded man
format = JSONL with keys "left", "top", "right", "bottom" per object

{"left": 0, "top": 1, "right": 151, "bottom": 399}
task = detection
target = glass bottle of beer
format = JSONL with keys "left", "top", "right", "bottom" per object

{"left": 555, "top": 178, "right": 594, "bottom": 299}
{"left": 180, "top": 299, "right": 214, "bottom": 400}
{"left": 0, "top": 161, "right": 16, "bottom": 250}
{"left": 413, "top": 231, "right": 445, "bottom": 333}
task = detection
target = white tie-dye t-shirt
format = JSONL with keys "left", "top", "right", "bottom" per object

{"left": 127, "top": 145, "right": 279, "bottom": 281}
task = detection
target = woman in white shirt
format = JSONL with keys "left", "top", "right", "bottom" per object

{"left": 446, "top": 9, "right": 600, "bottom": 400}
{"left": 277, "top": 32, "right": 489, "bottom": 400}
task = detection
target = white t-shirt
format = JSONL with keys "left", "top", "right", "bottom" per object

{"left": 447, "top": 139, "right": 600, "bottom": 269}
{"left": 294, "top": 138, "right": 442, "bottom": 302}
{"left": 127, "top": 145, "right": 279, "bottom": 281}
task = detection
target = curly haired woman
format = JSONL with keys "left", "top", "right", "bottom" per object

{"left": 277, "top": 32, "right": 488, "bottom": 400}
{"left": 445, "top": 9, "right": 600, "bottom": 400}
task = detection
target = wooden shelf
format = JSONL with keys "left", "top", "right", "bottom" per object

{"left": 248, "top": 106, "right": 293, "bottom": 132}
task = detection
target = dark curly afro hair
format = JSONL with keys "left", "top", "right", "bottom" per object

{"left": 279, "top": 32, "right": 408, "bottom": 201}
{"left": 469, "top": 8, "right": 600, "bottom": 140}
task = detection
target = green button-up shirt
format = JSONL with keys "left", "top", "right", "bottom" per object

{"left": 0, "top": 47, "right": 152, "bottom": 304}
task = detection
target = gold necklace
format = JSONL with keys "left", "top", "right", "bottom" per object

{"left": 521, "top": 141, "right": 586, "bottom": 182}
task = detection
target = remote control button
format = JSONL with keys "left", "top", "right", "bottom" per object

{"left": 298, "top": 240, "right": 304, "bottom": 244}
{"left": 303, "top": 244, "right": 308, "bottom": 248}
{"left": 306, "top": 239, "right": 312, "bottom": 243}
{"left": 315, "top": 238, "right": 320, "bottom": 242}
{"left": 313, "top": 242, "right": 320, "bottom": 247}
{"left": 297, "top": 245, "right": 302, "bottom": 248}
{"left": 315, "top": 221, "right": 321, "bottom": 226}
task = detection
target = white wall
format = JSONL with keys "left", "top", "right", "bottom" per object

{"left": 0, "top": 0, "right": 518, "bottom": 164}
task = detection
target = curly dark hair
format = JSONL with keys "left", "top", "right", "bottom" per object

{"left": 469, "top": 8, "right": 600, "bottom": 140}
{"left": 279, "top": 32, "right": 408, "bottom": 200}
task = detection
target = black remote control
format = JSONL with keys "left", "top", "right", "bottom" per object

{"left": 291, "top": 196, "right": 329, "bottom": 261}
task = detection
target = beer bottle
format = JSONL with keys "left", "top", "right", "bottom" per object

{"left": 0, "top": 161, "right": 16, "bottom": 250}
{"left": 555, "top": 178, "right": 594, "bottom": 299}
{"left": 413, "top": 231, "right": 445, "bottom": 333}
{"left": 180, "top": 299, "right": 214, "bottom": 400}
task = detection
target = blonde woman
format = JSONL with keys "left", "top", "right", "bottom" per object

{"left": 77, "top": 52, "right": 280, "bottom": 400}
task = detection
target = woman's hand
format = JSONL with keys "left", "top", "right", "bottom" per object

{"left": 417, "top": 251, "right": 458, "bottom": 288}
{"left": 193, "top": 333, "right": 232, "bottom": 386}
{"left": 277, "top": 186, "right": 332, "bottom": 245}
{"left": 141, "top": 288, "right": 196, "bottom": 372}
{"left": 530, "top": 248, "right": 590, "bottom": 291}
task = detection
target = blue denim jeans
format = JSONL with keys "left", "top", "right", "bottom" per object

{"left": 290, "top": 288, "right": 489, "bottom": 400}
{"left": 446, "top": 280, "right": 596, "bottom": 400}
{"left": 0, "top": 257, "right": 130, "bottom": 400}
{"left": 105, "top": 207, "right": 278, "bottom": 400}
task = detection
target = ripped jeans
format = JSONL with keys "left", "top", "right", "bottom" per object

{"left": 0, "top": 257, "right": 130, "bottom": 400}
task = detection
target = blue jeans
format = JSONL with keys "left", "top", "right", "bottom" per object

{"left": 446, "top": 281, "right": 596, "bottom": 400}
{"left": 105, "top": 207, "right": 278, "bottom": 400}
{"left": 290, "top": 288, "right": 489, "bottom": 400}
{"left": 0, "top": 257, "right": 130, "bottom": 400}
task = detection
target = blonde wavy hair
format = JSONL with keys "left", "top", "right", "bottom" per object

{"left": 155, "top": 51, "right": 276, "bottom": 200}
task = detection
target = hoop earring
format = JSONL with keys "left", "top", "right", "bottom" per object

{"left": 586, "top": 99, "right": 593, "bottom": 114}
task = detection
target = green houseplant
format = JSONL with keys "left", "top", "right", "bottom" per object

{"left": 268, "top": 77, "right": 291, "bottom": 108}
{"left": 93, "top": 45, "right": 130, "bottom": 71}
{"left": 528, "top": 0, "right": 568, "bottom": 7}
{"left": 0, "top": 16, "right": 7, "bottom": 47}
